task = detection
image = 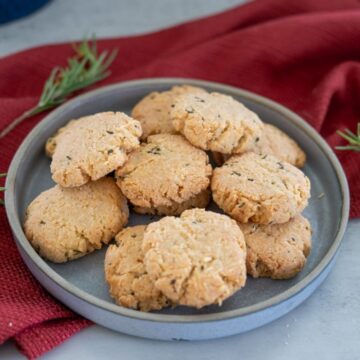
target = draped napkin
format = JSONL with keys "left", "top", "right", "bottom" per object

{"left": 0, "top": 0, "right": 359, "bottom": 358}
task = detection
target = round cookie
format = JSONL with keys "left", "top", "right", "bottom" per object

{"left": 171, "top": 92, "right": 264, "bottom": 154}
{"left": 212, "top": 123, "right": 306, "bottom": 168}
{"left": 116, "top": 134, "right": 212, "bottom": 216}
{"left": 142, "top": 209, "right": 247, "bottom": 309}
{"left": 24, "top": 178, "right": 129, "bottom": 263}
{"left": 51, "top": 112, "right": 142, "bottom": 187}
{"left": 254, "top": 124, "right": 306, "bottom": 167}
{"left": 133, "top": 189, "right": 210, "bottom": 216}
{"left": 239, "top": 215, "right": 312, "bottom": 279}
{"left": 45, "top": 119, "right": 78, "bottom": 158}
{"left": 132, "top": 85, "right": 207, "bottom": 140}
{"left": 105, "top": 225, "right": 170, "bottom": 312}
{"left": 211, "top": 152, "right": 311, "bottom": 224}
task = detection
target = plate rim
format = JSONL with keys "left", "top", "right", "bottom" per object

{"left": 5, "top": 77, "right": 350, "bottom": 323}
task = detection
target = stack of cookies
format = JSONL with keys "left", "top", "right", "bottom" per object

{"left": 24, "top": 84, "right": 312, "bottom": 312}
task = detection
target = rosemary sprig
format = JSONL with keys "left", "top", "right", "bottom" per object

{"left": 0, "top": 173, "right": 6, "bottom": 205}
{"left": 0, "top": 37, "right": 118, "bottom": 138}
{"left": 336, "top": 123, "right": 360, "bottom": 152}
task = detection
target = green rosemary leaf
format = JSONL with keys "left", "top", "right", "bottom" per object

{"left": 336, "top": 123, "right": 360, "bottom": 152}
{"left": 335, "top": 145, "right": 360, "bottom": 152}
{"left": 40, "top": 68, "right": 59, "bottom": 104}
{"left": 337, "top": 131, "right": 357, "bottom": 145}
{"left": 0, "top": 37, "right": 118, "bottom": 138}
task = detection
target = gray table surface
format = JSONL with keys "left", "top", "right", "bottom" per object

{"left": 1, "top": 1, "right": 359, "bottom": 359}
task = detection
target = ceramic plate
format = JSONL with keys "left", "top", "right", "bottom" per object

{"left": 5, "top": 78, "right": 349, "bottom": 340}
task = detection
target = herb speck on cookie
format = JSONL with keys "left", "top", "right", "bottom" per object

{"left": 147, "top": 146, "right": 161, "bottom": 155}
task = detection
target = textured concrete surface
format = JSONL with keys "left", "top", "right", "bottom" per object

{"left": 0, "top": 1, "right": 359, "bottom": 359}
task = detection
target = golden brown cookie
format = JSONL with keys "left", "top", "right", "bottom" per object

{"left": 132, "top": 85, "right": 207, "bottom": 140}
{"left": 24, "top": 178, "right": 129, "bottom": 263}
{"left": 239, "top": 215, "right": 312, "bottom": 279}
{"left": 116, "top": 134, "right": 212, "bottom": 216}
{"left": 50, "top": 112, "right": 142, "bottom": 187}
{"left": 142, "top": 209, "right": 247, "bottom": 309}
{"left": 171, "top": 92, "right": 263, "bottom": 154}
{"left": 45, "top": 120, "right": 77, "bottom": 158}
{"left": 212, "top": 123, "right": 306, "bottom": 168}
{"left": 133, "top": 189, "right": 210, "bottom": 216}
{"left": 211, "top": 152, "right": 311, "bottom": 224}
{"left": 105, "top": 225, "right": 170, "bottom": 312}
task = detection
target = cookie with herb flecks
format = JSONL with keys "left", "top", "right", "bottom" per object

{"left": 116, "top": 134, "right": 212, "bottom": 216}
{"left": 50, "top": 112, "right": 142, "bottom": 187}
{"left": 24, "top": 178, "right": 129, "bottom": 263}
{"left": 171, "top": 92, "right": 264, "bottom": 154}
{"left": 131, "top": 85, "right": 207, "bottom": 140}
{"left": 45, "top": 119, "right": 78, "bottom": 157}
{"left": 239, "top": 215, "right": 312, "bottom": 279}
{"left": 212, "top": 123, "right": 306, "bottom": 168}
{"left": 142, "top": 209, "right": 247, "bottom": 309}
{"left": 211, "top": 152, "right": 310, "bottom": 224}
{"left": 105, "top": 225, "right": 171, "bottom": 312}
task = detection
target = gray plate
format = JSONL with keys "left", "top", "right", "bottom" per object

{"left": 5, "top": 78, "right": 349, "bottom": 341}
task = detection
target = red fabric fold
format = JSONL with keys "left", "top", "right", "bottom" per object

{"left": 0, "top": 0, "right": 359, "bottom": 358}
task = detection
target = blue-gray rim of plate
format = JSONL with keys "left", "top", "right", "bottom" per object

{"left": 5, "top": 77, "right": 350, "bottom": 324}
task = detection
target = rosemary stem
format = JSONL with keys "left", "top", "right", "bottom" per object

{"left": 1, "top": 38, "right": 117, "bottom": 139}
{"left": 0, "top": 106, "right": 41, "bottom": 139}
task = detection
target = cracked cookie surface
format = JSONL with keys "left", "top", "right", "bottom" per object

{"left": 50, "top": 112, "right": 142, "bottom": 187}
{"left": 133, "top": 189, "right": 210, "bottom": 216}
{"left": 142, "top": 209, "right": 247, "bottom": 308}
{"left": 211, "top": 152, "right": 311, "bottom": 224}
{"left": 24, "top": 178, "right": 129, "bottom": 263}
{"left": 171, "top": 92, "right": 263, "bottom": 154}
{"left": 116, "top": 134, "right": 212, "bottom": 215}
{"left": 212, "top": 123, "right": 306, "bottom": 167}
{"left": 132, "top": 85, "right": 207, "bottom": 140}
{"left": 105, "top": 225, "right": 170, "bottom": 312}
{"left": 239, "top": 215, "right": 312, "bottom": 279}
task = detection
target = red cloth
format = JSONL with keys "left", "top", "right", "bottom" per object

{"left": 0, "top": 0, "right": 359, "bottom": 358}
